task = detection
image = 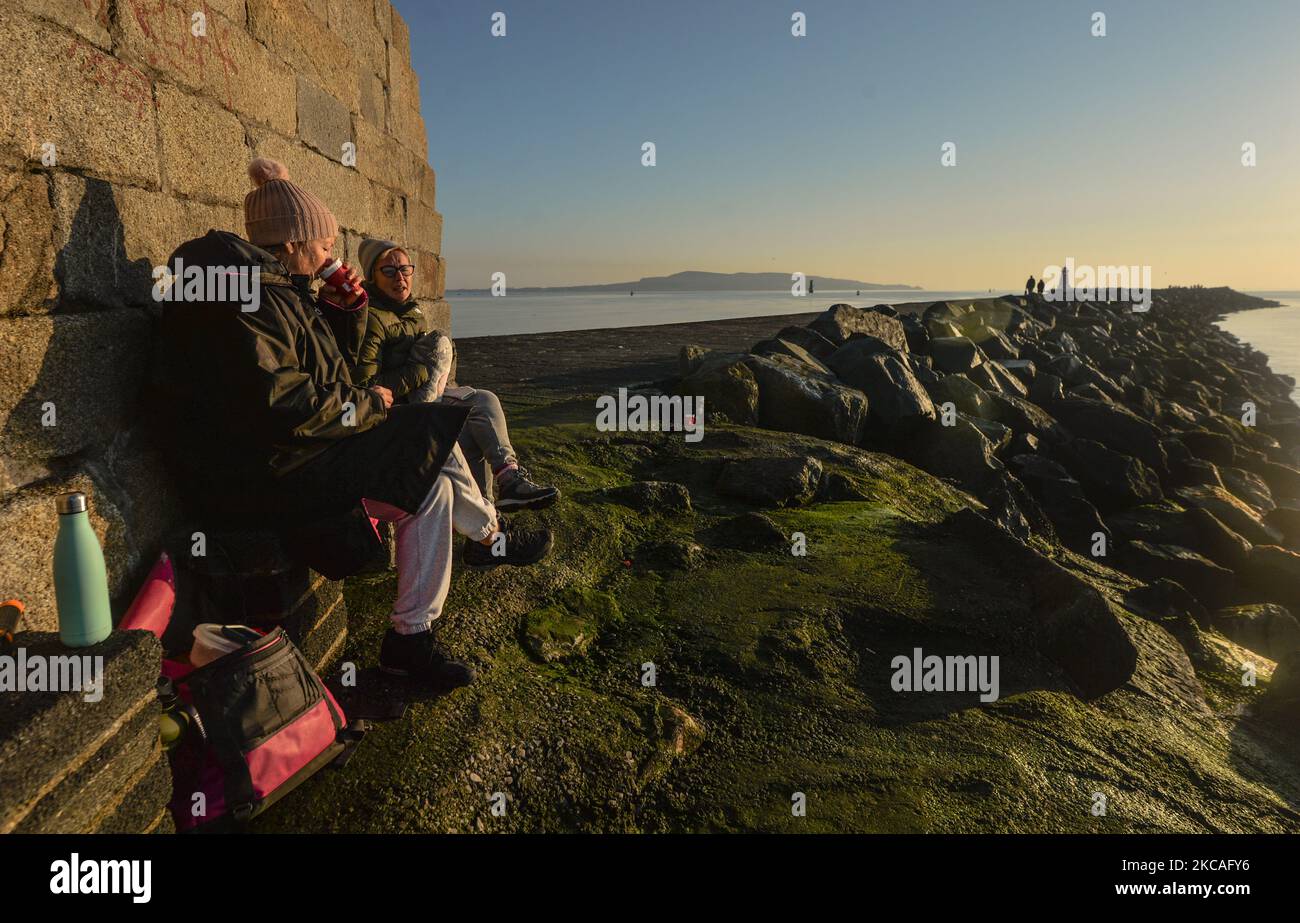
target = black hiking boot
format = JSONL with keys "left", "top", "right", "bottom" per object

{"left": 494, "top": 466, "right": 560, "bottom": 511}
{"left": 463, "top": 514, "right": 554, "bottom": 569}
{"left": 379, "top": 628, "right": 476, "bottom": 689}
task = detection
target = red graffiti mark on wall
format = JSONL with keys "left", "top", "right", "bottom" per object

{"left": 80, "top": 0, "right": 112, "bottom": 31}
{"left": 64, "top": 38, "right": 154, "bottom": 121}
{"left": 124, "top": 1, "right": 241, "bottom": 110}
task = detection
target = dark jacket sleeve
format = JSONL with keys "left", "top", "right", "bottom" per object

{"left": 354, "top": 312, "right": 385, "bottom": 388}
{"left": 232, "top": 300, "right": 386, "bottom": 446}
{"left": 319, "top": 293, "right": 369, "bottom": 369}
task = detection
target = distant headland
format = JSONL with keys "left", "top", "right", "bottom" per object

{"left": 449, "top": 270, "right": 921, "bottom": 295}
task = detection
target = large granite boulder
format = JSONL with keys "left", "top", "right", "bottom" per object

{"left": 974, "top": 329, "right": 1019, "bottom": 362}
{"left": 1266, "top": 503, "right": 1300, "bottom": 548}
{"left": 970, "top": 358, "right": 1030, "bottom": 398}
{"left": 807, "top": 303, "right": 907, "bottom": 351}
{"left": 1001, "top": 359, "right": 1037, "bottom": 386}
{"left": 966, "top": 415, "right": 1013, "bottom": 455}
{"left": 1241, "top": 545, "right": 1300, "bottom": 608}
{"left": 1174, "top": 485, "right": 1283, "bottom": 546}
{"left": 900, "top": 314, "right": 930, "bottom": 354}
{"left": 987, "top": 393, "right": 1072, "bottom": 447}
{"left": 1009, "top": 453, "right": 1110, "bottom": 555}
{"left": 1213, "top": 603, "right": 1300, "bottom": 660}
{"left": 925, "top": 373, "right": 996, "bottom": 420}
{"left": 1121, "top": 541, "right": 1236, "bottom": 609}
{"left": 751, "top": 337, "right": 832, "bottom": 375}
{"left": 743, "top": 355, "right": 870, "bottom": 447}
{"left": 1254, "top": 460, "right": 1300, "bottom": 501}
{"left": 771, "top": 325, "right": 839, "bottom": 361}
{"left": 1185, "top": 506, "right": 1253, "bottom": 570}
{"left": 830, "top": 351, "right": 935, "bottom": 430}
{"left": 1058, "top": 438, "right": 1163, "bottom": 509}
{"left": 1220, "top": 466, "right": 1274, "bottom": 512}
{"left": 928, "top": 336, "right": 982, "bottom": 374}
{"left": 902, "top": 415, "right": 998, "bottom": 489}
{"left": 1178, "top": 429, "right": 1237, "bottom": 466}
{"left": 826, "top": 336, "right": 902, "bottom": 381}
{"left": 1042, "top": 397, "right": 1168, "bottom": 472}
{"left": 670, "top": 353, "right": 759, "bottom": 426}
{"left": 675, "top": 352, "right": 759, "bottom": 425}
{"left": 1029, "top": 372, "right": 1066, "bottom": 403}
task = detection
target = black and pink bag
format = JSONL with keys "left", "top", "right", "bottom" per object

{"left": 164, "top": 626, "right": 348, "bottom": 831}
{"left": 121, "top": 554, "right": 354, "bottom": 832}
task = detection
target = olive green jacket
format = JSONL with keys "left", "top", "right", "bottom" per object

{"left": 355, "top": 283, "right": 449, "bottom": 397}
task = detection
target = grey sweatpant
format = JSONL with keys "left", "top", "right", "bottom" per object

{"left": 407, "top": 345, "right": 517, "bottom": 498}
{"left": 441, "top": 388, "right": 517, "bottom": 496}
{"left": 363, "top": 443, "right": 497, "bottom": 635}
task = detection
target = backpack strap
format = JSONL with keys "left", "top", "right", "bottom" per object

{"left": 187, "top": 667, "right": 257, "bottom": 826}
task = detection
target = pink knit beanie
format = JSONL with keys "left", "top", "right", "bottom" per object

{"left": 243, "top": 158, "right": 338, "bottom": 247}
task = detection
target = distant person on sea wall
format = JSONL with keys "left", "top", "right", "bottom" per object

{"left": 356, "top": 238, "right": 560, "bottom": 512}
{"left": 1025, "top": 276, "right": 1035, "bottom": 295}
{"left": 156, "top": 159, "right": 551, "bottom": 690}
{"left": 1036, "top": 279, "right": 1045, "bottom": 296}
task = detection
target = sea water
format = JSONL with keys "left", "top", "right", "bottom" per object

{"left": 450, "top": 289, "right": 988, "bottom": 339}
{"left": 1216, "top": 293, "right": 1300, "bottom": 408}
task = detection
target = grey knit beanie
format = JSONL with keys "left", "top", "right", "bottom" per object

{"left": 358, "top": 236, "right": 406, "bottom": 282}
{"left": 243, "top": 158, "right": 338, "bottom": 246}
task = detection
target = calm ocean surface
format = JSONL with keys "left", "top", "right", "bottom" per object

{"left": 450, "top": 289, "right": 988, "bottom": 339}
{"left": 1217, "top": 293, "right": 1300, "bottom": 407}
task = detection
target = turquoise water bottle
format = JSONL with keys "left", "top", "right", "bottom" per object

{"left": 53, "top": 491, "right": 112, "bottom": 648}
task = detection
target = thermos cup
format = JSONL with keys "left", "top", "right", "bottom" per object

{"left": 317, "top": 258, "right": 360, "bottom": 297}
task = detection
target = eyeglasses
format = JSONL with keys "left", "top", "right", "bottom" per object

{"left": 379, "top": 265, "right": 415, "bottom": 278}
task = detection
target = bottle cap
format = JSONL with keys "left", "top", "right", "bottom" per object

{"left": 56, "top": 491, "right": 87, "bottom": 515}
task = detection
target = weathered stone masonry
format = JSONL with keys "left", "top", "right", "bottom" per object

{"left": 0, "top": 0, "right": 448, "bottom": 634}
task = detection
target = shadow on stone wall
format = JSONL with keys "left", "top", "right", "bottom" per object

{"left": 54, "top": 176, "right": 157, "bottom": 310}
{"left": 1, "top": 176, "right": 177, "bottom": 620}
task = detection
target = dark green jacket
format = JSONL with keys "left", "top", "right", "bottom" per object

{"left": 356, "top": 283, "right": 447, "bottom": 397}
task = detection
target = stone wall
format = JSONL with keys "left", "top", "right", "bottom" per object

{"left": 0, "top": 0, "right": 447, "bottom": 630}
{"left": 0, "top": 630, "right": 172, "bottom": 834}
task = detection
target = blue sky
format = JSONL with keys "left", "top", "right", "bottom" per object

{"left": 395, "top": 0, "right": 1299, "bottom": 290}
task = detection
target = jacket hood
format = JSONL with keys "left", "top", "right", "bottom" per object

{"left": 167, "top": 230, "right": 292, "bottom": 282}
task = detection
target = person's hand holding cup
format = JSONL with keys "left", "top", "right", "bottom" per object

{"left": 318, "top": 258, "right": 364, "bottom": 308}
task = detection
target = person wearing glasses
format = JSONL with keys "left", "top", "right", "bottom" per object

{"left": 355, "top": 238, "right": 560, "bottom": 512}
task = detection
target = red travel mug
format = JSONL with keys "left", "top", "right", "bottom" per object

{"left": 317, "top": 258, "right": 360, "bottom": 297}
